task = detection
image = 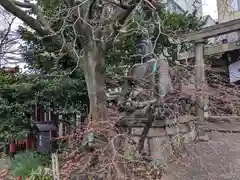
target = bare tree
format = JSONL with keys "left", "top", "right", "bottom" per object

{"left": 0, "top": 7, "right": 20, "bottom": 66}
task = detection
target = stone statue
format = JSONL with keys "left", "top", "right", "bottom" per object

{"left": 115, "top": 2, "right": 201, "bottom": 161}
{"left": 135, "top": 34, "right": 154, "bottom": 63}
{"left": 119, "top": 27, "right": 174, "bottom": 123}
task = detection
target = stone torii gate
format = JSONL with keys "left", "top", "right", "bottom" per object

{"left": 183, "top": 18, "right": 240, "bottom": 123}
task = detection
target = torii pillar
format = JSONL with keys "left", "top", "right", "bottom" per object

{"left": 195, "top": 39, "right": 205, "bottom": 120}
{"left": 195, "top": 39, "right": 209, "bottom": 140}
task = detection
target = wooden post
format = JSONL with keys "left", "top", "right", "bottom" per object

{"left": 49, "top": 109, "right": 51, "bottom": 122}
{"left": 35, "top": 103, "right": 37, "bottom": 121}
{"left": 44, "top": 112, "right": 47, "bottom": 122}
{"left": 52, "top": 153, "right": 60, "bottom": 180}
{"left": 59, "top": 122, "right": 63, "bottom": 137}
{"left": 195, "top": 39, "right": 205, "bottom": 122}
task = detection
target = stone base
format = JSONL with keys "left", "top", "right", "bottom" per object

{"left": 125, "top": 116, "right": 197, "bottom": 163}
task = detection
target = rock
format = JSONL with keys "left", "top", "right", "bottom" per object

{"left": 178, "top": 123, "right": 190, "bottom": 133}
{"left": 131, "top": 127, "right": 144, "bottom": 136}
{"left": 178, "top": 115, "right": 195, "bottom": 124}
{"left": 183, "top": 130, "right": 197, "bottom": 143}
{"left": 182, "top": 122, "right": 197, "bottom": 143}
{"left": 198, "top": 133, "right": 210, "bottom": 141}
{"left": 149, "top": 136, "right": 173, "bottom": 161}
{"left": 166, "top": 126, "right": 178, "bottom": 136}
{"left": 148, "top": 127, "right": 165, "bottom": 137}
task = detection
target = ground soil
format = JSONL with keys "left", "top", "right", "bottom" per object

{"left": 163, "top": 132, "right": 240, "bottom": 180}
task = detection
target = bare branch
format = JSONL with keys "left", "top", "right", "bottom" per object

{"left": 0, "top": 0, "right": 47, "bottom": 36}
{"left": 64, "top": 0, "right": 76, "bottom": 8}
{"left": 31, "top": 4, "right": 53, "bottom": 31}
{"left": 0, "top": 17, "right": 15, "bottom": 49}
{"left": 13, "top": 0, "right": 32, "bottom": 8}
{"left": 13, "top": 0, "right": 52, "bottom": 32}
{"left": 0, "top": 0, "right": 80, "bottom": 64}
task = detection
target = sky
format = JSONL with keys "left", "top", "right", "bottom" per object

{"left": 202, "top": 0, "right": 218, "bottom": 19}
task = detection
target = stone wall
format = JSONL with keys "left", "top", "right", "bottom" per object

{"left": 125, "top": 115, "right": 197, "bottom": 164}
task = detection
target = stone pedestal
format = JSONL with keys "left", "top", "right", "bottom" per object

{"left": 125, "top": 115, "right": 197, "bottom": 164}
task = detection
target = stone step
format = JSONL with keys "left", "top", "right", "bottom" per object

{"left": 199, "top": 118, "right": 240, "bottom": 132}
{"left": 131, "top": 122, "right": 195, "bottom": 137}
{"left": 120, "top": 115, "right": 195, "bottom": 127}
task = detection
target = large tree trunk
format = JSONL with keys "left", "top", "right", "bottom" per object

{"left": 83, "top": 44, "right": 107, "bottom": 121}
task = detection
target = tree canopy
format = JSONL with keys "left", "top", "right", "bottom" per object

{"left": 0, "top": 71, "right": 88, "bottom": 146}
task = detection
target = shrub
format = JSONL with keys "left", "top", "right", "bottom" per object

{"left": 9, "top": 151, "right": 50, "bottom": 177}
{"left": 27, "top": 166, "right": 53, "bottom": 180}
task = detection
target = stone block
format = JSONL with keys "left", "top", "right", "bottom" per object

{"left": 197, "top": 133, "right": 210, "bottom": 141}
{"left": 149, "top": 136, "right": 173, "bottom": 162}
{"left": 131, "top": 127, "right": 144, "bottom": 136}
{"left": 178, "top": 115, "right": 195, "bottom": 124}
{"left": 182, "top": 122, "right": 197, "bottom": 143}
{"left": 152, "top": 120, "right": 165, "bottom": 127}
{"left": 165, "top": 126, "right": 179, "bottom": 136}
{"left": 165, "top": 119, "right": 177, "bottom": 126}
{"left": 130, "top": 136, "right": 140, "bottom": 145}
{"left": 132, "top": 127, "right": 166, "bottom": 137}
{"left": 148, "top": 127, "right": 166, "bottom": 137}
{"left": 178, "top": 123, "right": 191, "bottom": 133}
{"left": 181, "top": 80, "right": 195, "bottom": 97}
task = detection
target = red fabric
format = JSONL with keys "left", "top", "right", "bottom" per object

{"left": 9, "top": 143, "right": 16, "bottom": 153}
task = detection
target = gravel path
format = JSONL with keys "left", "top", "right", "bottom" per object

{"left": 164, "top": 132, "right": 240, "bottom": 180}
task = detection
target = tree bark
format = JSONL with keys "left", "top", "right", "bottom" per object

{"left": 83, "top": 45, "right": 107, "bottom": 121}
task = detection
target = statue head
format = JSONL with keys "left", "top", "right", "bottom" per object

{"left": 135, "top": 34, "right": 154, "bottom": 63}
